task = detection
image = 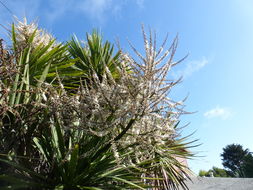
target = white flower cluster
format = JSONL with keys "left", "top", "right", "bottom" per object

{"left": 41, "top": 26, "right": 187, "bottom": 167}
{"left": 55, "top": 27, "right": 186, "bottom": 164}
{"left": 14, "top": 18, "right": 55, "bottom": 50}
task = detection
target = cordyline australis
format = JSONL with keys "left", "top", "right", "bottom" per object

{"left": 0, "top": 18, "right": 196, "bottom": 190}
{"left": 14, "top": 17, "right": 56, "bottom": 51}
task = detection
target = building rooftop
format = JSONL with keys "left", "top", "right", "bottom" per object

{"left": 180, "top": 177, "right": 253, "bottom": 190}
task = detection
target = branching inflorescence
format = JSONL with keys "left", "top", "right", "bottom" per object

{"left": 0, "top": 19, "right": 195, "bottom": 190}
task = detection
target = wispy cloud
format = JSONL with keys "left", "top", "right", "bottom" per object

{"left": 78, "top": 0, "right": 145, "bottom": 22}
{"left": 0, "top": 0, "right": 41, "bottom": 37}
{"left": 78, "top": 0, "right": 114, "bottom": 22}
{"left": 136, "top": 0, "right": 145, "bottom": 8}
{"left": 204, "top": 106, "right": 232, "bottom": 120}
{"left": 45, "top": 0, "right": 145, "bottom": 24}
{"left": 172, "top": 57, "right": 209, "bottom": 79}
{"left": 0, "top": 0, "right": 145, "bottom": 26}
{"left": 0, "top": 0, "right": 41, "bottom": 22}
{"left": 44, "top": 0, "right": 72, "bottom": 24}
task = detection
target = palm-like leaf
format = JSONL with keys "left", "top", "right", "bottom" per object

{"left": 0, "top": 24, "right": 79, "bottom": 172}
{"left": 0, "top": 114, "right": 148, "bottom": 190}
{"left": 0, "top": 20, "right": 197, "bottom": 190}
{"left": 68, "top": 31, "right": 122, "bottom": 86}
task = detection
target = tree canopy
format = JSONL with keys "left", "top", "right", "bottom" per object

{"left": 221, "top": 144, "right": 253, "bottom": 177}
{"left": 199, "top": 167, "right": 231, "bottom": 177}
{"left": 199, "top": 144, "right": 253, "bottom": 178}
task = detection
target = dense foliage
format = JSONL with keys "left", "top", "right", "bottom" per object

{"left": 199, "top": 144, "right": 253, "bottom": 178}
{"left": 0, "top": 18, "right": 196, "bottom": 189}
{"left": 241, "top": 153, "right": 253, "bottom": 178}
{"left": 199, "top": 167, "right": 231, "bottom": 177}
{"left": 221, "top": 144, "right": 253, "bottom": 178}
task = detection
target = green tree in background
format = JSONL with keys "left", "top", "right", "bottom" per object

{"left": 242, "top": 153, "right": 253, "bottom": 177}
{"left": 221, "top": 144, "right": 253, "bottom": 178}
{"left": 199, "top": 170, "right": 209, "bottom": 177}
{"left": 211, "top": 167, "right": 231, "bottom": 177}
{"left": 200, "top": 144, "right": 253, "bottom": 178}
{"left": 199, "top": 167, "right": 230, "bottom": 177}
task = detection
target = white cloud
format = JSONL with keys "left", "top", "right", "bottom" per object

{"left": 0, "top": 0, "right": 41, "bottom": 37}
{"left": 46, "top": 0, "right": 145, "bottom": 24}
{"left": 0, "top": 0, "right": 41, "bottom": 22}
{"left": 136, "top": 0, "right": 145, "bottom": 8}
{"left": 78, "top": 0, "right": 113, "bottom": 22}
{"left": 0, "top": 0, "right": 145, "bottom": 25}
{"left": 78, "top": 0, "right": 145, "bottom": 22}
{"left": 204, "top": 106, "right": 232, "bottom": 120}
{"left": 172, "top": 57, "right": 209, "bottom": 79}
{"left": 45, "top": 0, "right": 72, "bottom": 24}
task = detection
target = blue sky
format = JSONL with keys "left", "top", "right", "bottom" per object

{"left": 1, "top": 0, "right": 253, "bottom": 174}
